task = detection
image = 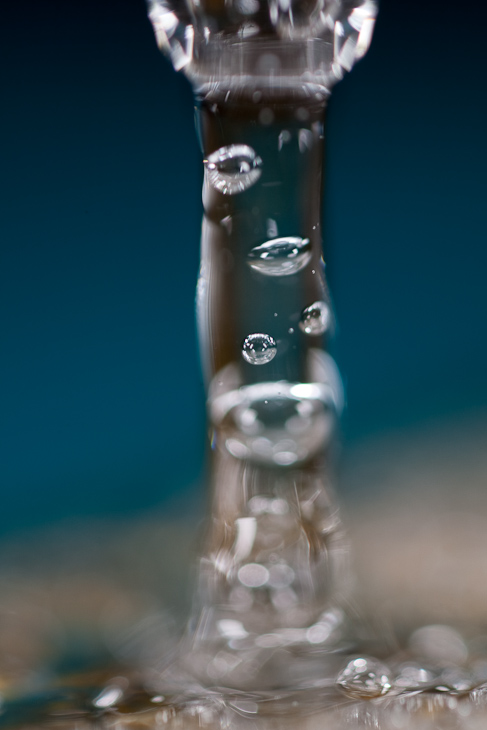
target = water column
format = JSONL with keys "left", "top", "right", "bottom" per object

{"left": 148, "top": 0, "right": 377, "bottom": 691}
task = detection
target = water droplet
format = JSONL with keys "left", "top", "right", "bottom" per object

{"left": 299, "top": 301, "right": 331, "bottom": 335}
{"left": 248, "top": 237, "right": 311, "bottom": 277}
{"left": 337, "top": 657, "right": 392, "bottom": 699}
{"left": 205, "top": 145, "right": 262, "bottom": 195}
{"left": 242, "top": 333, "right": 277, "bottom": 365}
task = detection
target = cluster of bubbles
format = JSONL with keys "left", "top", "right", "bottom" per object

{"left": 203, "top": 142, "right": 331, "bottom": 367}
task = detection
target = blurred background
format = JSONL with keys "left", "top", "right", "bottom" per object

{"left": 1, "top": 0, "right": 487, "bottom": 534}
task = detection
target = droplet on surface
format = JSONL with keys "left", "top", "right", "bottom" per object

{"left": 337, "top": 657, "right": 392, "bottom": 699}
{"left": 248, "top": 237, "right": 311, "bottom": 277}
{"left": 205, "top": 145, "right": 262, "bottom": 195}
{"left": 299, "top": 301, "right": 331, "bottom": 335}
{"left": 242, "top": 334, "right": 277, "bottom": 365}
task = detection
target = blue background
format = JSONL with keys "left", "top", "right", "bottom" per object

{"left": 1, "top": 0, "right": 487, "bottom": 533}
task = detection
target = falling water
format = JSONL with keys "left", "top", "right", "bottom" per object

{"left": 2, "top": 1, "right": 487, "bottom": 729}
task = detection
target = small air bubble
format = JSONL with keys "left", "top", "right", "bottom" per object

{"left": 242, "top": 333, "right": 277, "bottom": 365}
{"left": 299, "top": 301, "right": 331, "bottom": 335}
{"left": 205, "top": 144, "right": 262, "bottom": 195}
{"left": 248, "top": 237, "right": 311, "bottom": 277}
{"left": 288, "top": 327, "right": 294, "bottom": 334}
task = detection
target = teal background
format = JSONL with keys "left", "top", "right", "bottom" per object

{"left": 1, "top": 0, "right": 487, "bottom": 533}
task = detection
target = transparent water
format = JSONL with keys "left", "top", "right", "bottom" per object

{"left": 2, "top": 1, "right": 485, "bottom": 728}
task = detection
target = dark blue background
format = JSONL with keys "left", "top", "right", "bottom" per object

{"left": 1, "top": 0, "right": 486, "bottom": 533}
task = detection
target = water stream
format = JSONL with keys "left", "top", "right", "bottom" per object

{"left": 1, "top": 1, "right": 487, "bottom": 729}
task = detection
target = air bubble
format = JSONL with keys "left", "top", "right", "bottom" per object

{"left": 242, "top": 333, "right": 277, "bottom": 365}
{"left": 337, "top": 657, "right": 392, "bottom": 699}
{"left": 248, "top": 237, "right": 311, "bottom": 277}
{"left": 299, "top": 301, "right": 331, "bottom": 335}
{"left": 205, "top": 145, "right": 262, "bottom": 195}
